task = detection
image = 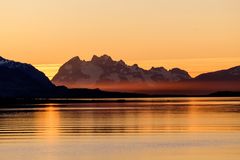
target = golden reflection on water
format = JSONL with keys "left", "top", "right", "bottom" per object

{"left": 0, "top": 98, "right": 240, "bottom": 160}
{"left": 20, "top": 98, "right": 240, "bottom": 137}
{"left": 34, "top": 106, "right": 60, "bottom": 142}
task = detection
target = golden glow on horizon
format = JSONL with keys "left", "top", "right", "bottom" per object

{"left": 35, "top": 64, "right": 60, "bottom": 79}
{"left": 1, "top": 0, "right": 240, "bottom": 76}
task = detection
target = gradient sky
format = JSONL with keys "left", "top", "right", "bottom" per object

{"left": 0, "top": 0, "right": 240, "bottom": 78}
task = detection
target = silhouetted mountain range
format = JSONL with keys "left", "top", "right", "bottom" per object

{"left": 0, "top": 55, "right": 240, "bottom": 98}
{"left": 0, "top": 56, "right": 144, "bottom": 98}
{"left": 52, "top": 54, "right": 191, "bottom": 87}
{"left": 52, "top": 55, "right": 240, "bottom": 94}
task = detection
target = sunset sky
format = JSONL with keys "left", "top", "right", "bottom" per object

{"left": 0, "top": 0, "right": 240, "bottom": 78}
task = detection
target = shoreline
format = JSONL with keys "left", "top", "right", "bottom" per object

{"left": 1, "top": 94, "right": 240, "bottom": 105}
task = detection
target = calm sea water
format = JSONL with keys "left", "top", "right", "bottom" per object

{"left": 0, "top": 97, "right": 240, "bottom": 160}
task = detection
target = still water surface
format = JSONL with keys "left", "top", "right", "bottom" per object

{"left": 0, "top": 97, "right": 240, "bottom": 160}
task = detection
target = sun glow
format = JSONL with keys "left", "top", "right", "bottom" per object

{"left": 0, "top": 0, "right": 239, "bottom": 76}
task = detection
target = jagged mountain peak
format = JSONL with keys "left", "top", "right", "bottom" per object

{"left": 91, "top": 55, "right": 99, "bottom": 61}
{"left": 61, "top": 56, "right": 83, "bottom": 71}
{"left": 101, "top": 54, "right": 112, "bottom": 60}
{"left": 91, "top": 54, "right": 113, "bottom": 64}
{"left": 52, "top": 55, "right": 192, "bottom": 88}
{"left": 67, "top": 56, "right": 81, "bottom": 63}
{"left": 170, "top": 68, "right": 190, "bottom": 75}
{"left": 132, "top": 64, "right": 139, "bottom": 68}
{"left": 150, "top": 67, "right": 167, "bottom": 72}
{"left": 118, "top": 60, "right": 126, "bottom": 66}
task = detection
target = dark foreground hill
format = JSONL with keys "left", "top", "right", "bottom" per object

{"left": 0, "top": 56, "right": 54, "bottom": 97}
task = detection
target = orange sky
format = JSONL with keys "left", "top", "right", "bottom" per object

{"left": 0, "top": 0, "right": 240, "bottom": 78}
